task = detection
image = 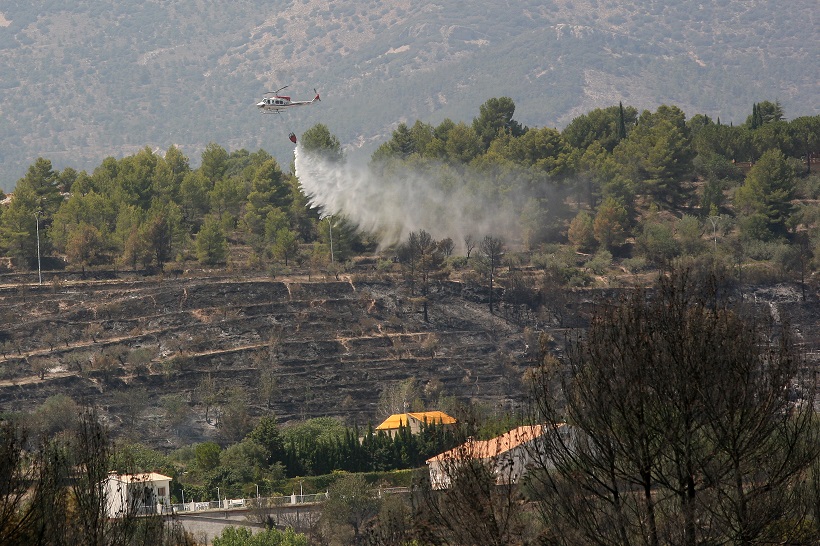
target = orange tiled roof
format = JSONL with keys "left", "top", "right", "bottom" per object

{"left": 426, "top": 425, "right": 550, "bottom": 462}
{"left": 375, "top": 411, "right": 457, "bottom": 430}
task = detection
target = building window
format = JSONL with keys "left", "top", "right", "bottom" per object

{"left": 157, "top": 487, "right": 166, "bottom": 497}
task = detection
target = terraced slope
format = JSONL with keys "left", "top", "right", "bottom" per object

{"left": 2, "top": 271, "right": 816, "bottom": 450}
{"left": 0, "top": 272, "right": 532, "bottom": 448}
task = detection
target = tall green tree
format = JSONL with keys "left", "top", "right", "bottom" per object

{"left": 200, "top": 142, "right": 230, "bottom": 185}
{"left": 195, "top": 214, "right": 227, "bottom": 265}
{"left": 593, "top": 197, "right": 628, "bottom": 250}
{"left": 49, "top": 191, "right": 116, "bottom": 255}
{"left": 140, "top": 203, "right": 183, "bottom": 270}
{"left": 152, "top": 145, "right": 190, "bottom": 203}
{"left": 735, "top": 149, "right": 796, "bottom": 238}
{"left": 248, "top": 416, "right": 285, "bottom": 467}
{"left": 301, "top": 124, "right": 344, "bottom": 163}
{"left": 488, "top": 127, "right": 570, "bottom": 182}
{"left": 443, "top": 122, "right": 482, "bottom": 164}
{"left": 746, "top": 100, "right": 784, "bottom": 128}
{"left": 613, "top": 106, "right": 695, "bottom": 207}
{"left": 209, "top": 176, "right": 248, "bottom": 223}
{"left": 89, "top": 156, "right": 120, "bottom": 196}
{"left": 1, "top": 187, "right": 44, "bottom": 263}
{"left": 179, "top": 171, "right": 210, "bottom": 229}
{"left": 16, "top": 157, "right": 63, "bottom": 215}
{"left": 567, "top": 210, "right": 596, "bottom": 252}
{"left": 0, "top": 158, "right": 63, "bottom": 263}
{"left": 562, "top": 104, "right": 638, "bottom": 152}
{"left": 243, "top": 159, "right": 293, "bottom": 254}
{"left": 472, "top": 97, "right": 526, "bottom": 151}
{"left": 372, "top": 122, "right": 414, "bottom": 162}
{"left": 617, "top": 101, "right": 628, "bottom": 140}
{"left": 271, "top": 227, "right": 300, "bottom": 266}
{"left": 789, "top": 115, "right": 820, "bottom": 174}
{"left": 112, "top": 203, "right": 148, "bottom": 268}
{"left": 115, "top": 147, "right": 158, "bottom": 210}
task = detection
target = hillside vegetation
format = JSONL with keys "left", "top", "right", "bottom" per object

{"left": 0, "top": 0, "right": 817, "bottom": 187}
{"left": 0, "top": 96, "right": 819, "bottom": 451}
{"left": 0, "top": 95, "right": 818, "bottom": 544}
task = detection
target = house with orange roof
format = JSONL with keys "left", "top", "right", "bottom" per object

{"left": 426, "top": 424, "right": 563, "bottom": 489}
{"left": 375, "top": 411, "right": 457, "bottom": 438}
{"left": 104, "top": 471, "right": 172, "bottom": 517}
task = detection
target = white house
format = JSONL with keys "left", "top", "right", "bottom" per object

{"left": 426, "top": 424, "right": 564, "bottom": 490}
{"left": 104, "top": 472, "right": 172, "bottom": 518}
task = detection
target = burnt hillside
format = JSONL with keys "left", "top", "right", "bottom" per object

{"left": 1, "top": 269, "right": 817, "bottom": 450}
{"left": 0, "top": 270, "right": 536, "bottom": 448}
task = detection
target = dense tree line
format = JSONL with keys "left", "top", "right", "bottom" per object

{"left": 281, "top": 420, "right": 463, "bottom": 478}
{"left": 171, "top": 416, "right": 465, "bottom": 501}
{"left": 373, "top": 99, "right": 820, "bottom": 281}
{"left": 1, "top": 99, "right": 817, "bottom": 283}
{"left": 0, "top": 125, "right": 362, "bottom": 275}
{"left": 8, "top": 396, "right": 491, "bottom": 506}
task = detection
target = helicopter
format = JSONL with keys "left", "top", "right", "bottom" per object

{"left": 257, "top": 86, "right": 320, "bottom": 113}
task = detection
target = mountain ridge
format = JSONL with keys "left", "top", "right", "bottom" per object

{"left": 0, "top": 0, "right": 816, "bottom": 190}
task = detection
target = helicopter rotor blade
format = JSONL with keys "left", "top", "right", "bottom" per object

{"left": 264, "top": 85, "right": 288, "bottom": 96}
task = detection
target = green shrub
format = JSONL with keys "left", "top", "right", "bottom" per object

{"left": 584, "top": 250, "right": 613, "bottom": 275}
{"left": 622, "top": 256, "right": 649, "bottom": 273}
{"left": 744, "top": 239, "right": 787, "bottom": 261}
{"left": 213, "top": 526, "right": 308, "bottom": 546}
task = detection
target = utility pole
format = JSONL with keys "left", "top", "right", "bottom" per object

{"left": 707, "top": 215, "right": 720, "bottom": 251}
{"left": 34, "top": 210, "right": 42, "bottom": 285}
{"left": 328, "top": 215, "right": 334, "bottom": 263}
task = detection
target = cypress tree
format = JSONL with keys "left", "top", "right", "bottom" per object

{"left": 617, "top": 101, "right": 627, "bottom": 140}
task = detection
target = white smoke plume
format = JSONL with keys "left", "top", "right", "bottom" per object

{"left": 294, "top": 146, "right": 527, "bottom": 249}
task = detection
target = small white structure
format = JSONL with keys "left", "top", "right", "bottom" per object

{"left": 426, "top": 424, "right": 563, "bottom": 490}
{"left": 104, "top": 472, "right": 172, "bottom": 518}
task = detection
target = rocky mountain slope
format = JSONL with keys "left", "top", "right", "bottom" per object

{"left": 1, "top": 0, "right": 817, "bottom": 189}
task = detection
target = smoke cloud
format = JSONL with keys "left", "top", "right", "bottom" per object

{"left": 294, "top": 146, "right": 527, "bottom": 249}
